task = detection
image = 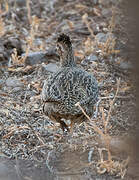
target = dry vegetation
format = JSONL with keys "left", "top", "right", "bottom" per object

{"left": 76, "top": 78, "right": 129, "bottom": 178}
{"left": 0, "top": 5, "right": 5, "bottom": 37}
{"left": 82, "top": 8, "right": 120, "bottom": 58}
{"left": 0, "top": 0, "right": 137, "bottom": 179}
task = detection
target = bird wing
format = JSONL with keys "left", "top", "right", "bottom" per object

{"left": 76, "top": 70, "right": 99, "bottom": 106}
{"left": 42, "top": 77, "right": 63, "bottom": 103}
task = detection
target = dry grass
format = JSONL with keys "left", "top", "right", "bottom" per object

{"left": 26, "top": 0, "right": 42, "bottom": 50}
{"left": 84, "top": 37, "right": 95, "bottom": 55}
{"left": 0, "top": 4, "right": 5, "bottom": 37}
{"left": 26, "top": 15, "right": 41, "bottom": 49}
{"left": 76, "top": 78, "right": 129, "bottom": 178}
{"left": 97, "top": 148, "right": 129, "bottom": 178}
{"left": 82, "top": 8, "right": 120, "bottom": 58}
{"left": 24, "top": 1, "right": 42, "bottom": 62}
{"left": 10, "top": 48, "right": 24, "bottom": 65}
{"left": 82, "top": 13, "right": 95, "bottom": 38}
{"left": 26, "top": 0, "right": 32, "bottom": 24}
{"left": 10, "top": 1, "right": 42, "bottom": 66}
{"left": 5, "top": 0, "right": 9, "bottom": 12}
{"left": 97, "top": 8, "right": 120, "bottom": 57}
{"left": 0, "top": 17, "right": 5, "bottom": 37}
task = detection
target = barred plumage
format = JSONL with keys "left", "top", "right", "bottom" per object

{"left": 42, "top": 34, "right": 99, "bottom": 132}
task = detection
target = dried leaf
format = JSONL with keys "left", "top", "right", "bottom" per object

{"left": 67, "top": 20, "right": 74, "bottom": 29}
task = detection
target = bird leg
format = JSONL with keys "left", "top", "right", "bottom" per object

{"left": 60, "top": 121, "right": 70, "bottom": 134}
{"left": 50, "top": 114, "right": 69, "bottom": 134}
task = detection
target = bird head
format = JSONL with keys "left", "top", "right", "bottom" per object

{"left": 56, "top": 34, "right": 75, "bottom": 66}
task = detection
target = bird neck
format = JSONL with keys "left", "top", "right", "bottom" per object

{"left": 60, "top": 47, "right": 76, "bottom": 67}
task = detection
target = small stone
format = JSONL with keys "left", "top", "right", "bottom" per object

{"left": 6, "top": 77, "right": 24, "bottom": 88}
{"left": 81, "top": 55, "right": 98, "bottom": 65}
{"left": 95, "top": 32, "right": 115, "bottom": 43}
{"left": 15, "top": 0, "right": 26, "bottom": 7}
{"left": 95, "top": 33, "right": 107, "bottom": 43}
{"left": 23, "top": 49, "right": 59, "bottom": 66}
{"left": 24, "top": 52, "right": 46, "bottom": 65}
{"left": 42, "top": 63, "right": 59, "bottom": 73}
{"left": 93, "top": 0, "right": 98, "bottom": 4}
{"left": 119, "top": 61, "right": 133, "bottom": 71}
{"left": 12, "top": 86, "right": 22, "bottom": 92}
{"left": 88, "top": 55, "right": 98, "bottom": 62}
{"left": 102, "top": 8, "right": 112, "bottom": 17}
{"left": 23, "top": 52, "right": 48, "bottom": 66}
{"left": 0, "top": 79, "right": 4, "bottom": 85}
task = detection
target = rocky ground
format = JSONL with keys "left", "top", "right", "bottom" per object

{"left": 0, "top": 0, "right": 138, "bottom": 179}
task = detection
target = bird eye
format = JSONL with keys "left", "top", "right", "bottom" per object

{"left": 56, "top": 44, "right": 65, "bottom": 55}
{"left": 56, "top": 44, "right": 61, "bottom": 51}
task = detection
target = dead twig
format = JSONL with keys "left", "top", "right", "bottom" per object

{"left": 26, "top": 0, "right": 32, "bottom": 24}
{"left": 24, "top": 120, "right": 45, "bottom": 145}
{"left": 75, "top": 102, "right": 105, "bottom": 138}
{"left": 82, "top": 13, "right": 95, "bottom": 38}
{"left": 2, "top": 125, "right": 30, "bottom": 139}
{"left": 100, "top": 95, "right": 131, "bottom": 100}
{"left": 105, "top": 78, "right": 121, "bottom": 133}
{"left": 76, "top": 78, "right": 128, "bottom": 178}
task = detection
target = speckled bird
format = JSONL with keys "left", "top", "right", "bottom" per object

{"left": 42, "top": 34, "right": 99, "bottom": 133}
